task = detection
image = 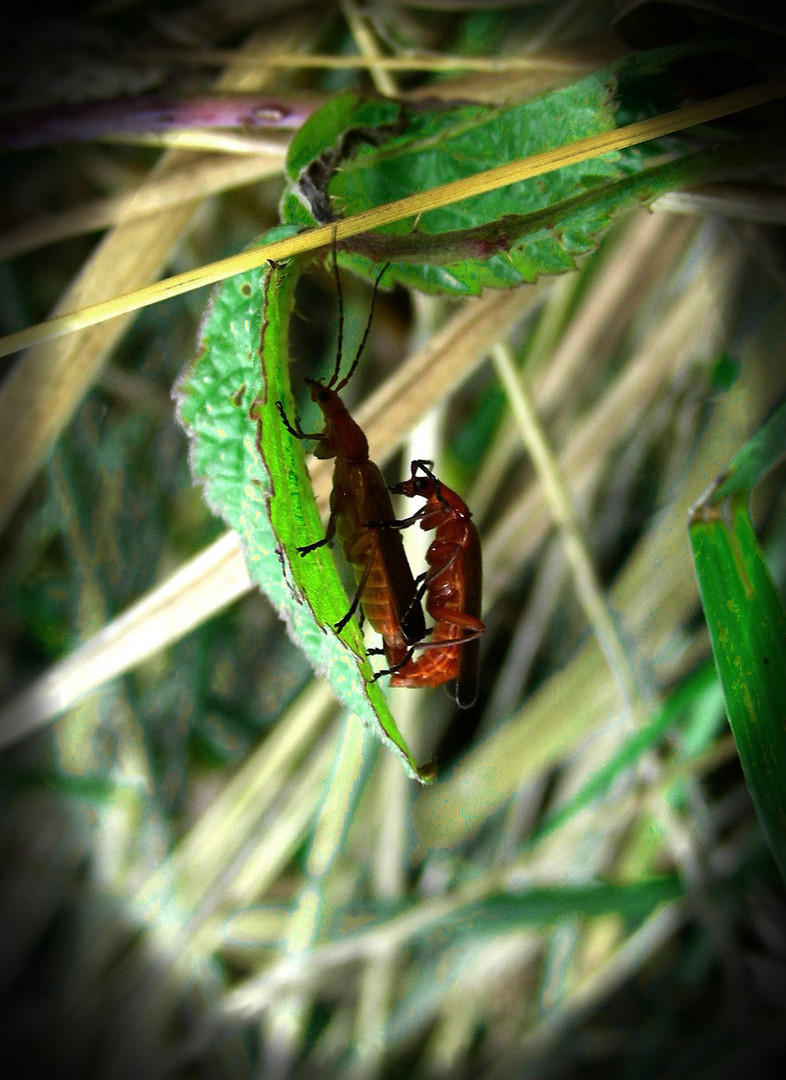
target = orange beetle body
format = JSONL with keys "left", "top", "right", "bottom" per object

{"left": 387, "top": 461, "right": 485, "bottom": 708}
{"left": 281, "top": 379, "right": 426, "bottom": 666}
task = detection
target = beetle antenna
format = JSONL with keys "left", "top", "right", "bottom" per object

{"left": 414, "top": 459, "right": 449, "bottom": 509}
{"left": 328, "top": 228, "right": 344, "bottom": 389}
{"left": 335, "top": 260, "right": 389, "bottom": 392}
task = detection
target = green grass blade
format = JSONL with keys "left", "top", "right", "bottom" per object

{"left": 690, "top": 491, "right": 786, "bottom": 882}
{"left": 327, "top": 878, "right": 685, "bottom": 946}
{"left": 527, "top": 663, "right": 723, "bottom": 849}
{"left": 440, "top": 879, "right": 684, "bottom": 939}
{"left": 713, "top": 395, "right": 786, "bottom": 500}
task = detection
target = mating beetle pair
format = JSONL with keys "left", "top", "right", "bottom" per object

{"left": 278, "top": 257, "right": 485, "bottom": 708}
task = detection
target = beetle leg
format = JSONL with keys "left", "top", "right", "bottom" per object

{"left": 276, "top": 400, "right": 323, "bottom": 441}
{"left": 364, "top": 506, "right": 425, "bottom": 530}
{"left": 335, "top": 544, "right": 375, "bottom": 633}
{"left": 405, "top": 625, "right": 485, "bottom": 653}
{"left": 298, "top": 505, "right": 337, "bottom": 556}
{"left": 369, "top": 645, "right": 415, "bottom": 682}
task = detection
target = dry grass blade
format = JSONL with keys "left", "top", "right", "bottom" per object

{"left": 0, "top": 532, "right": 250, "bottom": 751}
{"left": 416, "top": 245, "right": 742, "bottom": 845}
{"left": 470, "top": 210, "right": 691, "bottom": 521}
{"left": 135, "top": 680, "right": 337, "bottom": 943}
{"left": 1, "top": 79, "right": 783, "bottom": 366}
{"left": 493, "top": 339, "right": 643, "bottom": 719}
{"left": 185, "top": 47, "right": 607, "bottom": 74}
{"left": 0, "top": 152, "right": 286, "bottom": 262}
{"left": 655, "top": 183, "right": 786, "bottom": 225}
{"left": 479, "top": 903, "right": 687, "bottom": 1079}
{"left": 483, "top": 248, "right": 732, "bottom": 588}
{"left": 0, "top": 17, "right": 316, "bottom": 535}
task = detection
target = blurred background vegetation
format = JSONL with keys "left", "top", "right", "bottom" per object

{"left": 0, "top": 1, "right": 785, "bottom": 1078}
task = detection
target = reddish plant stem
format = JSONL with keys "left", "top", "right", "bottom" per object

{"left": 0, "top": 92, "right": 321, "bottom": 150}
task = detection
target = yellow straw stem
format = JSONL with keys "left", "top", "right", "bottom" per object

{"left": 0, "top": 79, "right": 783, "bottom": 361}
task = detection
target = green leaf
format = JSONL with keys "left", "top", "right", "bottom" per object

{"left": 713, "top": 396, "right": 786, "bottom": 501}
{"left": 175, "top": 228, "right": 432, "bottom": 782}
{"left": 282, "top": 74, "right": 630, "bottom": 293}
{"left": 281, "top": 48, "right": 783, "bottom": 296}
{"left": 689, "top": 491, "right": 786, "bottom": 882}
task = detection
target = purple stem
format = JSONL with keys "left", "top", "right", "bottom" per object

{"left": 0, "top": 93, "right": 321, "bottom": 151}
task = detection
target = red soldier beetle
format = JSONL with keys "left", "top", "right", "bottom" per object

{"left": 374, "top": 460, "right": 485, "bottom": 708}
{"left": 276, "top": 256, "right": 426, "bottom": 666}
